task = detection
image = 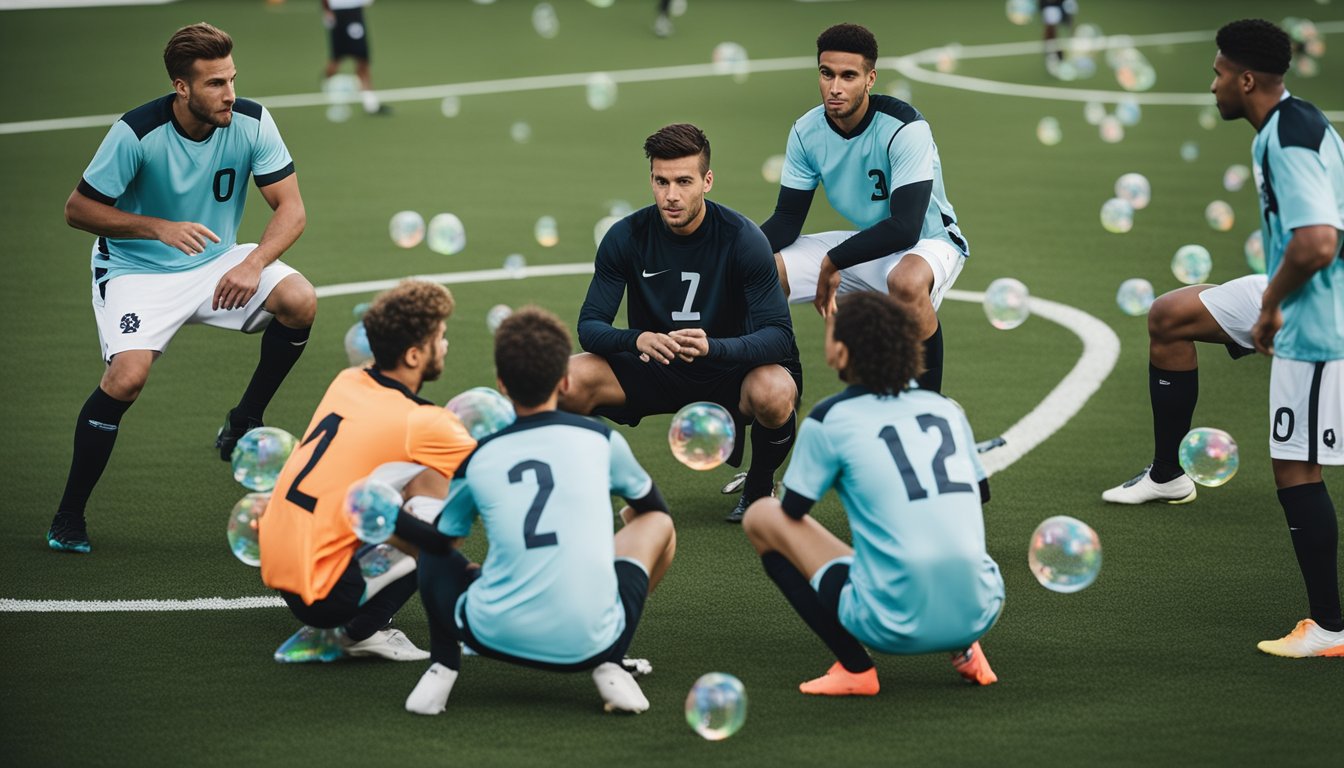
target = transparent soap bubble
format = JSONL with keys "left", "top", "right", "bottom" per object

{"left": 1084, "top": 101, "right": 1107, "bottom": 126}
{"left": 389, "top": 210, "right": 425, "bottom": 249}
{"left": 585, "top": 72, "right": 617, "bottom": 111}
{"left": 712, "top": 42, "right": 750, "bottom": 83}
{"left": 1244, "top": 230, "right": 1265, "bottom": 274}
{"left": 531, "top": 3, "right": 559, "bottom": 39}
{"left": 608, "top": 199, "right": 634, "bottom": 218}
{"left": 1116, "top": 278, "right": 1155, "bottom": 316}
{"left": 1100, "top": 197, "right": 1135, "bottom": 234}
{"left": 1099, "top": 115, "right": 1125, "bottom": 144}
{"left": 486, "top": 304, "right": 513, "bottom": 334}
{"left": 226, "top": 492, "right": 269, "bottom": 567}
{"left": 427, "top": 213, "right": 467, "bottom": 255}
{"left": 888, "top": 79, "right": 913, "bottom": 101}
{"left": 1036, "top": 116, "right": 1062, "bottom": 146}
{"left": 503, "top": 254, "right": 527, "bottom": 277}
{"left": 1179, "top": 427, "right": 1239, "bottom": 487}
{"left": 594, "top": 215, "right": 621, "bottom": 247}
{"left": 935, "top": 44, "right": 961, "bottom": 74}
{"left": 982, "top": 277, "right": 1030, "bottom": 330}
{"left": 1180, "top": 141, "right": 1199, "bottom": 162}
{"left": 345, "top": 322, "right": 373, "bottom": 367}
{"left": 1114, "top": 173, "right": 1151, "bottom": 210}
{"left": 1205, "top": 200, "right": 1235, "bottom": 232}
{"left": 761, "top": 154, "right": 785, "bottom": 184}
{"left": 344, "top": 479, "right": 401, "bottom": 544}
{"left": 511, "top": 121, "right": 532, "bottom": 144}
{"left": 686, "top": 673, "right": 748, "bottom": 741}
{"left": 232, "top": 427, "right": 297, "bottom": 492}
{"left": 325, "top": 104, "right": 351, "bottom": 123}
{"left": 1114, "top": 99, "right": 1142, "bottom": 127}
{"left": 352, "top": 301, "right": 370, "bottom": 319}
{"left": 1198, "top": 105, "right": 1219, "bottom": 130}
{"left": 358, "top": 542, "right": 402, "bottom": 578}
{"left": 534, "top": 215, "right": 559, "bottom": 247}
{"left": 1171, "top": 244, "right": 1212, "bottom": 284}
{"left": 273, "top": 625, "right": 345, "bottom": 664}
{"left": 440, "top": 96, "right": 461, "bottom": 118}
{"left": 668, "top": 402, "right": 736, "bottom": 470}
{"left": 1223, "top": 164, "right": 1250, "bottom": 192}
{"left": 446, "top": 387, "right": 517, "bottom": 440}
{"left": 1295, "top": 56, "right": 1319, "bottom": 77}
{"left": 1005, "top": 0, "right": 1035, "bottom": 25}
{"left": 1028, "top": 516, "right": 1102, "bottom": 593}
{"left": 323, "top": 74, "right": 359, "bottom": 104}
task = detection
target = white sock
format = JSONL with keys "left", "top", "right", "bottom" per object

{"left": 405, "top": 663, "right": 458, "bottom": 715}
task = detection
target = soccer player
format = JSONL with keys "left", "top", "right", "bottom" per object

{"left": 562, "top": 123, "right": 802, "bottom": 523}
{"left": 743, "top": 291, "right": 1003, "bottom": 695}
{"left": 1205, "top": 19, "right": 1344, "bottom": 657}
{"left": 407, "top": 307, "right": 676, "bottom": 715}
{"left": 760, "top": 23, "right": 968, "bottom": 394}
{"left": 48, "top": 23, "right": 315, "bottom": 554}
{"left": 261, "top": 280, "right": 476, "bottom": 661}
{"left": 322, "top": 0, "right": 389, "bottom": 116}
{"left": 1040, "top": 1, "right": 1079, "bottom": 68}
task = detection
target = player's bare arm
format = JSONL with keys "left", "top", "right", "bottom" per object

{"left": 213, "top": 173, "right": 306, "bottom": 311}
{"left": 1252, "top": 224, "right": 1339, "bottom": 354}
{"left": 65, "top": 188, "right": 219, "bottom": 255}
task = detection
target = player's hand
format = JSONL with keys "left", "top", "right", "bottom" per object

{"left": 1251, "top": 305, "right": 1282, "bottom": 356}
{"left": 213, "top": 258, "right": 263, "bottom": 311}
{"left": 814, "top": 256, "right": 841, "bottom": 317}
{"left": 157, "top": 220, "right": 220, "bottom": 256}
{"left": 668, "top": 328, "right": 709, "bottom": 362}
{"left": 636, "top": 331, "right": 681, "bottom": 365}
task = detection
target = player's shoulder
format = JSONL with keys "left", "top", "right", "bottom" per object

{"left": 708, "top": 201, "right": 771, "bottom": 250}
{"left": 869, "top": 94, "right": 924, "bottom": 125}
{"left": 806, "top": 385, "right": 871, "bottom": 424}
{"left": 118, "top": 93, "right": 175, "bottom": 140}
{"left": 479, "top": 411, "right": 611, "bottom": 450}
{"left": 231, "top": 98, "right": 266, "bottom": 122}
{"left": 1273, "top": 96, "right": 1332, "bottom": 152}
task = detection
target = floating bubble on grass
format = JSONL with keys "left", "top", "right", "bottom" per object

{"left": 427, "top": 213, "right": 467, "bottom": 255}
{"left": 1036, "top": 116, "right": 1062, "bottom": 146}
{"left": 1180, "top": 141, "right": 1200, "bottom": 162}
{"left": 1005, "top": 0, "right": 1035, "bottom": 25}
{"left": 585, "top": 72, "right": 618, "bottom": 111}
{"left": 1114, "top": 98, "right": 1142, "bottom": 127}
{"left": 686, "top": 673, "right": 748, "bottom": 741}
{"left": 1100, "top": 197, "right": 1135, "bottom": 234}
{"left": 1028, "top": 516, "right": 1102, "bottom": 593}
{"left": 531, "top": 3, "right": 559, "bottom": 39}
{"left": 1114, "top": 173, "right": 1151, "bottom": 210}
{"left": 608, "top": 199, "right": 634, "bottom": 218}
{"left": 1223, "top": 164, "right": 1251, "bottom": 192}
{"left": 761, "top": 154, "right": 785, "bottom": 184}
{"left": 274, "top": 625, "right": 345, "bottom": 664}
{"left": 344, "top": 478, "right": 402, "bottom": 544}
{"left": 1244, "top": 231, "right": 1265, "bottom": 274}
{"left": 1198, "top": 105, "right": 1219, "bottom": 130}
{"left": 1116, "top": 278, "right": 1155, "bottom": 317}
{"left": 888, "top": 79, "right": 912, "bottom": 101}
{"left": 594, "top": 215, "right": 621, "bottom": 247}
{"left": 345, "top": 321, "right": 373, "bottom": 367}
{"left": 1205, "top": 200, "right": 1235, "bottom": 232}
{"left": 935, "top": 44, "right": 961, "bottom": 74}
{"left": 1179, "top": 427, "right": 1239, "bottom": 487}
{"left": 446, "top": 387, "right": 517, "bottom": 440}
{"left": 389, "top": 210, "right": 425, "bottom": 249}
{"left": 322, "top": 74, "right": 359, "bottom": 104}
{"left": 440, "top": 96, "right": 461, "bottom": 118}
{"left": 226, "top": 492, "right": 269, "bottom": 567}
{"left": 534, "top": 215, "right": 559, "bottom": 247}
{"left": 1099, "top": 115, "right": 1124, "bottom": 144}
{"left": 486, "top": 304, "right": 513, "bottom": 333}
{"left": 503, "top": 253, "right": 526, "bottom": 276}
{"left": 983, "top": 277, "right": 1030, "bottom": 330}
{"left": 325, "top": 104, "right": 352, "bottom": 123}
{"left": 1084, "top": 100, "right": 1107, "bottom": 125}
{"left": 670, "top": 0, "right": 688, "bottom": 16}
{"left": 1171, "top": 244, "right": 1212, "bottom": 284}
{"left": 712, "top": 42, "right": 750, "bottom": 83}
{"left": 669, "top": 402, "right": 736, "bottom": 470}
{"left": 232, "top": 427, "right": 297, "bottom": 492}
{"left": 510, "top": 121, "right": 532, "bottom": 143}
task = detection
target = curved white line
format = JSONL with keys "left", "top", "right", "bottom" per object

{"left": 0, "top": 596, "right": 284, "bottom": 612}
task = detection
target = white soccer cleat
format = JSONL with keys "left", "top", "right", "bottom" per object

{"left": 344, "top": 628, "right": 431, "bottom": 661}
{"left": 1256, "top": 619, "right": 1344, "bottom": 658}
{"left": 592, "top": 661, "right": 650, "bottom": 713}
{"left": 1101, "top": 466, "right": 1197, "bottom": 505}
{"left": 405, "top": 663, "right": 459, "bottom": 715}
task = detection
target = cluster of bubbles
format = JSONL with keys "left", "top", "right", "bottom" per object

{"left": 1116, "top": 278, "right": 1155, "bottom": 317}
{"left": 1028, "top": 516, "right": 1103, "bottom": 593}
{"left": 712, "top": 42, "right": 750, "bottom": 83}
{"left": 486, "top": 304, "right": 513, "bottom": 333}
{"left": 982, "top": 277, "right": 1030, "bottom": 330}
{"left": 344, "top": 478, "right": 403, "bottom": 544}
{"left": 1205, "top": 201, "right": 1235, "bottom": 232}
{"left": 388, "top": 210, "right": 467, "bottom": 255}
{"left": 585, "top": 73, "right": 618, "bottom": 111}
{"left": 1108, "top": 40, "right": 1156, "bottom": 91}
{"left": 1244, "top": 231, "right": 1266, "bottom": 274}
{"left": 1179, "top": 427, "right": 1240, "bottom": 487}
{"left": 685, "top": 672, "right": 748, "bottom": 741}
{"left": 1100, "top": 172, "right": 1149, "bottom": 235}
{"left": 225, "top": 426, "right": 298, "bottom": 567}
{"left": 668, "top": 401, "right": 736, "bottom": 470}
{"left": 1284, "top": 17, "right": 1327, "bottom": 77}
{"left": 1171, "top": 244, "right": 1213, "bottom": 284}
{"left": 534, "top": 215, "right": 559, "bottom": 247}
{"left": 446, "top": 387, "right": 517, "bottom": 440}
{"left": 1045, "top": 23, "right": 1103, "bottom": 82}
{"left": 345, "top": 320, "right": 373, "bottom": 366}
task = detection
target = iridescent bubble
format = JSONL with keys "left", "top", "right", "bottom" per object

{"left": 608, "top": 200, "right": 634, "bottom": 217}
{"left": 1295, "top": 57, "right": 1319, "bottom": 77}
{"left": 1179, "top": 427, "right": 1239, "bottom": 487}
{"left": 273, "top": 625, "right": 345, "bottom": 664}
{"left": 325, "top": 104, "right": 352, "bottom": 123}
{"left": 232, "top": 427, "right": 298, "bottom": 492}
{"left": 887, "top": 80, "right": 912, "bottom": 101}
{"left": 440, "top": 96, "right": 461, "bottom": 118}
{"left": 1223, "top": 164, "right": 1251, "bottom": 192}
{"left": 1205, "top": 200, "right": 1235, "bottom": 232}
{"left": 344, "top": 321, "right": 373, "bottom": 367}
{"left": 935, "top": 45, "right": 961, "bottom": 74}
{"left": 1100, "top": 197, "right": 1135, "bottom": 234}
{"left": 1305, "top": 38, "right": 1326, "bottom": 58}
{"left": 1036, "top": 116, "right": 1062, "bottom": 146}
{"left": 344, "top": 478, "right": 402, "bottom": 544}
{"left": 534, "top": 215, "right": 559, "bottom": 247}
{"left": 712, "top": 42, "right": 750, "bottom": 83}
{"left": 668, "top": 401, "right": 736, "bottom": 470}
{"left": 1116, "top": 278, "right": 1155, "bottom": 316}
{"left": 1099, "top": 115, "right": 1125, "bottom": 144}
{"left": 670, "top": 0, "right": 687, "bottom": 16}
{"left": 1244, "top": 230, "right": 1266, "bottom": 274}
{"left": 1171, "top": 244, "right": 1212, "bottom": 284}
{"left": 359, "top": 542, "right": 403, "bottom": 578}
{"left": 594, "top": 215, "right": 621, "bottom": 247}
{"left": 446, "top": 387, "right": 517, "bottom": 440}
{"left": 1005, "top": 0, "right": 1035, "bottom": 25}
{"left": 510, "top": 121, "right": 532, "bottom": 144}
{"left": 1116, "top": 62, "right": 1155, "bottom": 91}
{"left": 686, "top": 673, "right": 748, "bottom": 741}
{"left": 761, "top": 154, "right": 785, "bottom": 184}
{"left": 427, "top": 212, "right": 467, "bottom": 255}
{"left": 585, "top": 72, "right": 617, "bottom": 111}
{"left": 1179, "top": 141, "right": 1199, "bottom": 162}
{"left": 1114, "top": 99, "right": 1142, "bottom": 127}
{"left": 1114, "top": 173, "right": 1151, "bottom": 210}
{"left": 389, "top": 210, "right": 425, "bottom": 249}
{"left": 1083, "top": 100, "right": 1107, "bottom": 125}
{"left": 982, "top": 277, "right": 1031, "bottom": 330}
{"left": 352, "top": 302, "right": 370, "bottom": 319}
{"left": 1198, "top": 105, "right": 1219, "bottom": 130}
{"left": 531, "top": 3, "right": 559, "bottom": 39}
{"left": 503, "top": 253, "right": 527, "bottom": 276}
{"left": 486, "top": 304, "right": 513, "bottom": 334}
{"left": 1046, "top": 57, "right": 1078, "bottom": 81}
{"left": 226, "top": 492, "right": 269, "bottom": 567}
{"left": 322, "top": 74, "right": 359, "bottom": 104}
{"left": 1028, "top": 516, "right": 1102, "bottom": 593}
{"left": 1105, "top": 40, "right": 1138, "bottom": 68}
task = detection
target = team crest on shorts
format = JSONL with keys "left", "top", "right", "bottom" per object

{"left": 120, "top": 313, "right": 140, "bottom": 334}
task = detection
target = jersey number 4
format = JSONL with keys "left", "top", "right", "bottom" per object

{"left": 509, "top": 460, "right": 558, "bottom": 549}
{"left": 878, "top": 414, "right": 973, "bottom": 500}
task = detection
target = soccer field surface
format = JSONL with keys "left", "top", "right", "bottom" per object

{"left": 2, "top": 1, "right": 1343, "bottom": 765}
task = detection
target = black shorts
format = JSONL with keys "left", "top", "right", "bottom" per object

{"left": 279, "top": 555, "right": 363, "bottom": 629}
{"left": 594, "top": 352, "right": 803, "bottom": 427}
{"left": 328, "top": 8, "right": 370, "bottom": 61}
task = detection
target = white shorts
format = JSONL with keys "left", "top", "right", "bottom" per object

{"left": 1196, "top": 273, "right": 1268, "bottom": 352}
{"left": 779, "top": 232, "right": 966, "bottom": 311}
{"left": 1269, "top": 357, "right": 1344, "bottom": 465}
{"left": 367, "top": 462, "right": 445, "bottom": 522}
{"left": 91, "top": 242, "right": 298, "bottom": 361}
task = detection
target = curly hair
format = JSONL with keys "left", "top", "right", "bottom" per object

{"left": 362, "top": 280, "right": 454, "bottom": 370}
{"left": 164, "top": 22, "right": 233, "bottom": 83}
{"left": 832, "top": 292, "right": 921, "bottom": 396}
{"left": 1216, "top": 19, "right": 1291, "bottom": 76}
{"left": 644, "top": 123, "right": 710, "bottom": 176}
{"left": 817, "top": 23, "right": 879, "bottom": 69}
{"left": 494, "top": 306, "right": 573, "bottom": 408}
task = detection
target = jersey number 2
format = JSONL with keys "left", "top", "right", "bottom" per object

{"left": 509, "top": 460, "right": 558, "bottom": 548}
{"left": 285, "top": 412, "right": 344, "bottom": 513}
{"left": 878, "top": 414, "right": 973, "bottom": 501}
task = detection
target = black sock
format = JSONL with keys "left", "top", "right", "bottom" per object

{"left": 234, "top": 320, "right": 310, "bottom": 424}
{"left": 1149, "top": 365, "right": 1198, "bottom": 482}
{"left": 58, "top": 387, "right": 134, "bottom": 517}
{"left": 418, "top": 549, "right": 472, "bottom": 670}
{"left": 345, "top": 570, "right": 419, "bottom": 642}
{"left": 1278, "top": 482, "right": 1342, "bottom": 632}
{"left": 761, "top": 551, "right": 873, "bottom": 673}
{"left": 915, "top": 322, "right": 943, "bottom": 393}
{"left": 746, "top": 412, "right": 796, "bottom": 499}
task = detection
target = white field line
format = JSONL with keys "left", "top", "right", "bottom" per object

{"left": 0, "top": 596, "right": 284, "bottom": 612}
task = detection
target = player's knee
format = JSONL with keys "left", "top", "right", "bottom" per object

{"left": 101, "top": 362, "right": 150, "bottom": 401}
{"left": 1147, "top": 291, "right": 1188, "bottom": 343}
{"left": 886, "top": 273, "right": 932, "bottom": 309}
{"left": 741, "top": 497, "right": 782, "bottom": 546}
{"left": 274, "top": 275, "right": 317, "bottom": 327}
{"left": 745, "top": 380, "right": 796, "bottom": 427}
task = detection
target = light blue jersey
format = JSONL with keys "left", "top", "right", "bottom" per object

{"left": 783, "top": 385, "right": 1003, "bottom": 654}
{"left": 438, "top": 411, "right": 653, "bottom": 665}
{"left": 1252, "top": 91, "right": 1344, "bottom": 361}
{"left": 781, "top": 94, "right": 967, "bottom": 255}
{"left": 80, "top": 94, "right": 295, "bottom": 283}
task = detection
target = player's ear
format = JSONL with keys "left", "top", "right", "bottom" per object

{"left": 172, "top": 76, "right": 189, "bottom": 99}
{"left": 703, "top": 169, "right": 713, "bottom": 192}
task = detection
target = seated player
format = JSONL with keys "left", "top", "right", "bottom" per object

{"left": 743, "top": 291, "right": 1003, "bottom": 695}
{"left": 260, "top": 280, "right": 475, "bottom": 660}
{"left": 407, "top": 306, "right": 676, "bottom": 715}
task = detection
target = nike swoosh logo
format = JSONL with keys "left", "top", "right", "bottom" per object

{"left": 768, "top": 436, "right": 792, "bottom": 445}
{"left": 289, "top": 340, "right": 308, "bottom": 347}
{"left": 1157, "top": 380, "right": 1170, "bottom": 386}
{"left": 86, "top": 420, "right": 118, "bottom": 432}
{"left": 641, "top": 269, "right": 670, "bottom": 278}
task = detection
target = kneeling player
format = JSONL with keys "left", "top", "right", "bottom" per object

{"left": 407, "top": 307, "right": 676, "bottom": 715}
{"left": 743, "top": 292, "right": 1004, "bottom": 695}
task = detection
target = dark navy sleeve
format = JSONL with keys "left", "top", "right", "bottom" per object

{"left": 759, "top": 186, "right": 816, "bottom": 253}
{"left": 577, "top": 221, "right": 643, "bottom": 354}
{"left": 827, "top": 180, "right": 931, "bottom": 269}
{"left": 705, "top": 223, "right": 795, "bottom": 365}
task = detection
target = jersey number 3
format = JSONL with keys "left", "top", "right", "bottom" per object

{"left": 509, "top": 460, "right": 558, "bottom": 549}
{"left": 868, "top": 169, "right": 889, "bottom": 201}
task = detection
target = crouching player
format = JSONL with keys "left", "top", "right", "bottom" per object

{"left": 742, "top": 291, "right": 1003, "bottom": 695}
{"left": 260, "top": 280, "right": 475, "bottom": 659}
{"left": 407, "top": 307, "right": 676, "bottom": 715}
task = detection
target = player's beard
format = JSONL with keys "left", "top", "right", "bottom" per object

{"left": 826, "top": 95, "right": 865, "bottom": 123}
{"left": 187, "top": 92, "right": 233, "bottom": 128}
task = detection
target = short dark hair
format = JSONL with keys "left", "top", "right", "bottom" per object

{"left": 832, "top": 292, "right": 921, "bottom": 396}
{"left": 164, "top": 22, "right": 233, "bottom": 83}
{"left": 494, "top": 306, "right": 572, "bottom": 408}
{"left": 363, "top": 280, "right": 455, "bottom": 370}
{"left": 643, "top": 123, "right": 711, "bottom": 176}
{"left": 817, "top": 23, "right": 879, "bottom": 69}
{"left": 1216, "top": 19, "right": 1291, "bottom": 76}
